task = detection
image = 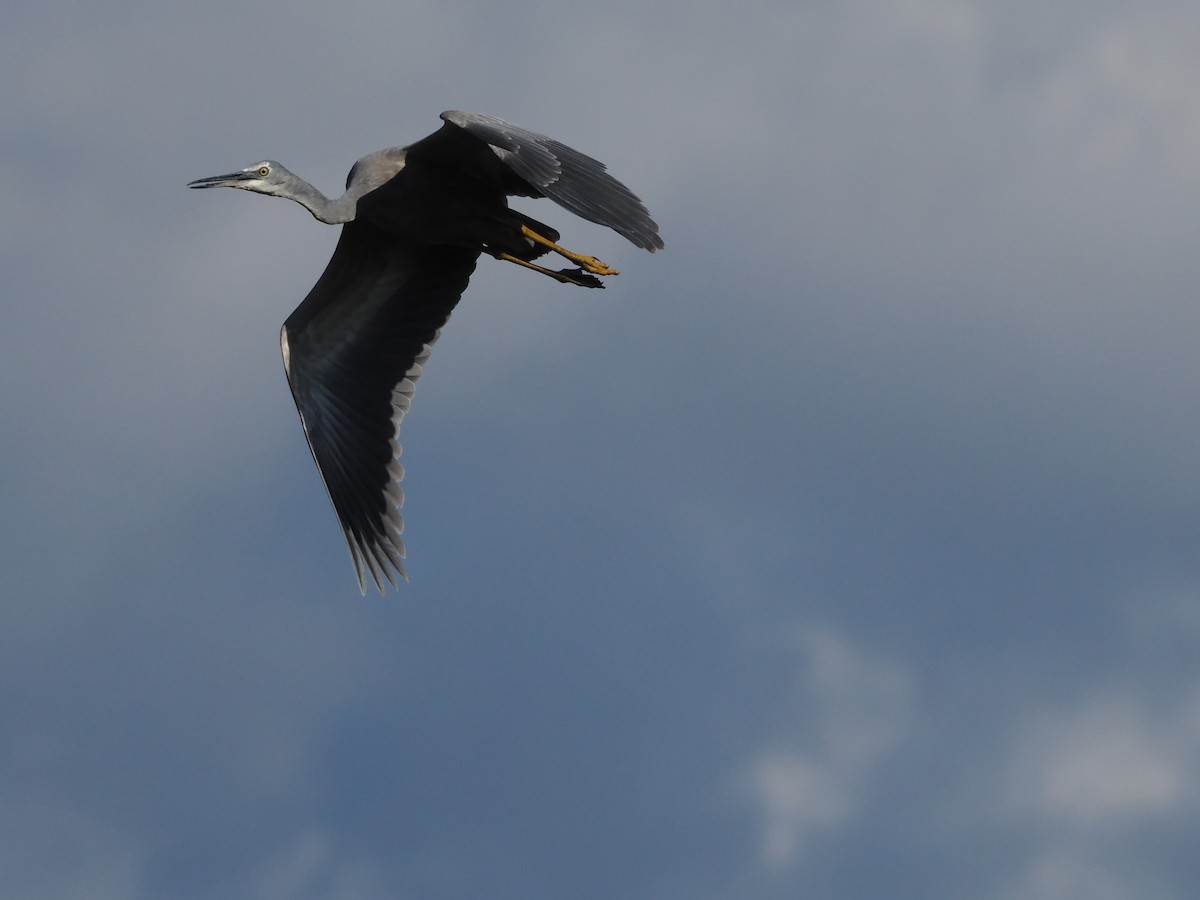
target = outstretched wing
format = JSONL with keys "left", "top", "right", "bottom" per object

{"left": 439, "top": 110, "right": 664, "bottom": 252}
{"left": 281, "top": 220, "right": 479, "bottom": 593}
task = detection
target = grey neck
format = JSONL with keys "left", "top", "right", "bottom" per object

{"left": 285, "top": 179, "right": 359, "bottom": 225}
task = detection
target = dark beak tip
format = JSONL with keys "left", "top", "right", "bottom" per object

{"left": 187, "top": 173, "right": 250, "bottom": 189}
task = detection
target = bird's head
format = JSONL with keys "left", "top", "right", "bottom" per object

{"left": 187, "top": 160, "right": 296, "bottom": 196}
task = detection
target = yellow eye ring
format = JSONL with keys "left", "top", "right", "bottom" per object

{"left": 257, "top": 166, "right": 270, "bottom": 177}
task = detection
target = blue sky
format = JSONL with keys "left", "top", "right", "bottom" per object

{"left": 3, "top": 1, "right": 1200, "bottom": 897}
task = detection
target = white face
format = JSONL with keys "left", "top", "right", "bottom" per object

{"left": 188, "top": 159, "right": 289, "bottom": 194}
{"left": 238, "top": 161, "right": 285, "bottom": 194}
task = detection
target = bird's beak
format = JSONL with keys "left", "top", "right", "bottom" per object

{"left": 187, "top": 172, "right": 256, "bottom": 189}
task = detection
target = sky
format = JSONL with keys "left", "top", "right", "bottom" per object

{"left": 3, "top": 0, "right": 1200, "bottom": 897}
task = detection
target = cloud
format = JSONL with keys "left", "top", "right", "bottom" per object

{"left": 991, "top": 852, "right": 1163, "bottom": 900}
{"left": 748, "top": 752, "right": 853, "bottom": 866}
{"left": 739, "top": 627, "right": 913, "bottom": 868}
{"left": 246, "top": 831, "right": 394, "bottom": 900}
{"left": 1006, "top": 692, "right": 1194, "bottom": 827}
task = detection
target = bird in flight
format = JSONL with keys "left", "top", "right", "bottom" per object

{"left": 188, "top": 111, "right": 663, "bottom": 593}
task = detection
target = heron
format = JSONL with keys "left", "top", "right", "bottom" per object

{"left": 188, "top": 110, "right": 663, "bottom": 594}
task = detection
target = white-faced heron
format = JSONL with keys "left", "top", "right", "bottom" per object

{"left": 188, "top": 111, "right": 663, "bottom": 593}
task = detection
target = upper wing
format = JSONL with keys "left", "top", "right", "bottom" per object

{"left": 439, "top": 110, "right": 664, "bottom": 252}
{"left": 281, "top": 220, "right": 479, "bottom": 593}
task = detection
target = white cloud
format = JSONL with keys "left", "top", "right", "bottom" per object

{"left": 992, "top": 852, "right": 1166, "bottom": 900}
{"left": 1023, "top": 10, "right": 1200, "bottom": 183}
{"left": 747, "top": 751, "right": 853, "bottom": 867}
{"left": 1007, "top": 694, "right": 1191, "bottom": 826}
{"left": 740, "top": 626, "right": 913, "bottom": 868}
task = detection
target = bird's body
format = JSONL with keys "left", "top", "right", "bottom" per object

{"left": 189, "top": 111, "right": 662, "bottom": 593}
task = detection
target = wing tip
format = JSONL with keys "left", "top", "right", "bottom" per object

{"left": 353, "top": 543, "right": 409, "bottom": 596}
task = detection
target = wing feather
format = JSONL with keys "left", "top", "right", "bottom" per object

{"left": 281, "top": 221, "right": 479, "bottom": 593}
{"left": 439, "top": 110, "right": 664, "bottom": 252}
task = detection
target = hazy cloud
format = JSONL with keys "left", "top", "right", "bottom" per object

{"left": 741, "top": 627, "right": 913, "bottom": 867}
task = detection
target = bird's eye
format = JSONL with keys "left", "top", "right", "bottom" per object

{"left": 257, "top": 166, "right": 270, "bottom": 177}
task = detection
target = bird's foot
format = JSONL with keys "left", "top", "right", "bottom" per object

{"left": 520, "top": 225, "right": 619, "bottom": 277}
{"left": 573, "top": 255, "right": 618, "bottom": 277}
{"left": 553, "top": 267, "right": 605, "bottom": 288}
{"left": 493, "top": 252, "right": 606, "bottom": 288}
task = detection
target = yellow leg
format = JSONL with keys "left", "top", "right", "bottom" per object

{"left": 493, "top": 252, "right": 604, "bottom": 288}
{"left": 520, "top": 225, "right": 619, "bottom": 276}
